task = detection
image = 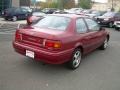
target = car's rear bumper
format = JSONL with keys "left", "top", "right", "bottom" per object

{"left": 13, "top": 41, "right": 74, "bottom": 64}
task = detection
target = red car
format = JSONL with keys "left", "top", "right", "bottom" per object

{"left": 13, "top": 14, "right": 110, "bottom": 69}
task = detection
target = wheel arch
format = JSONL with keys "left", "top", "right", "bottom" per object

{"left": 107, "top": 34, "right": 110, "bottom": 41}
{"left": 74, "top": 43, "right": 84, "bottom": 54}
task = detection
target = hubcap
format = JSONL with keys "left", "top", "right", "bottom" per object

{"left": 73, "top": 51, "right": 81, "bottom": 68}
{"left": 104, "top": 38, "right": 108, "bottom": 48}
{"left": 13, "top": 16, "right": 17, "bottom": 21}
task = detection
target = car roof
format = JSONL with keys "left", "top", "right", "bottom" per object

{"left": 48, "top": 14, "right": 88, "bottom": 19}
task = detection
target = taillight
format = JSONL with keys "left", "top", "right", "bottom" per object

{"left": 15, "top": 30, "right": 22, "bottom": 41}
{"left": 43, "top": 39, "right": 61, "bottom": 49}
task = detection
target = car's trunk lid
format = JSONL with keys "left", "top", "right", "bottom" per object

{"left": 18, "top": 27, "right": 65, "bottom": 47}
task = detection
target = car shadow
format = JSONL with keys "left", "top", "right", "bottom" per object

{"left": 18, "top": 46, "right": 111, "bottom": 73}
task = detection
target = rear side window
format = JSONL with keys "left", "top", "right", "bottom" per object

{"left": 15, "top": 8, "right": 21, "bottom": 13}
{"left": 85, "top": 19, "right": 100, "bottom": 31}
{"left": 76, "top": 18, "right": 87, "bottom": 33}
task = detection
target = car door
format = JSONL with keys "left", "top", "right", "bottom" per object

{"left": 84, "top": 18, "right": 105, "bottom": 51}
{"left": 76, "top": 18, "right": 95, "bottom": 54}
{"left": 14, "top": 8, "right": 23, "bottom": 19}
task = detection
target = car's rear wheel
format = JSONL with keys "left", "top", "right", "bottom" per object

{"left": 115, "top": 26, "right": 120, "bottom": 31}
{"left": 99, "top": 37, "right": 109, "bottom": 50}
{"left": 67, "top": 49, "right": 82, "bottom": 69}
{"left": 12, "top": 16, "right": 17, "bottom": 21}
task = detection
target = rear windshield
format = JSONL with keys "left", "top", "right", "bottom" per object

{"left": 33, "top": 16, "right": 71, "bottom": 31}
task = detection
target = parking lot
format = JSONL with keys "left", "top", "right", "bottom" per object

{"left": 0, "top": 18, "right": 26, "bottom": 34}
{"left": 0, "top": 20, "right": 120, "bottom": 90}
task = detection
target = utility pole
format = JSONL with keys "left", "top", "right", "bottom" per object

{"left": 111, "top": 0, "right": 114, "bottom": 11}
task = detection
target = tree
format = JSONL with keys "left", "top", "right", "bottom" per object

{"left": 40, "top": 2, "right": 58, "bottom": 9}
{"left": 58, "top": 0, "right": 75, "bottom": 9}
{"left": 64, "top": 0, "right": 75, "bottom": 9}
{"left": 40, "top": 0, "right": 75, "bottom": 9}
{"left": 79, "top": 0, "right": 92, "bottom": 9}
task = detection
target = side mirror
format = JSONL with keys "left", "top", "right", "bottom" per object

{"left": 99, "top": 27, "right": 105, "bottom": 31}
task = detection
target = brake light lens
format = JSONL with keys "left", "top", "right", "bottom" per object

{"left": 15, "top": 30, "right": 22, "bottom": 41}
{"left": 44, "top": 40, "right": 61, "bottom": 49}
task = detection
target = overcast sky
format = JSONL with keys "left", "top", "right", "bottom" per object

{"left": 37, "top": 0, "right": 108, "bottom": 3}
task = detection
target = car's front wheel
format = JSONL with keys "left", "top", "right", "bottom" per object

{"left": 12, "top": 16, "right": 17, "bottom": 21}
{"left": 115, "top": 26, "right": 120, "bottom": 31}
{"left": 67, "top": 49, "right": 82, "bottom": 69}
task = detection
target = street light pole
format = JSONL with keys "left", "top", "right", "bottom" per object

{"left": 111, "top": 0, "right": 114, "bottom": 11}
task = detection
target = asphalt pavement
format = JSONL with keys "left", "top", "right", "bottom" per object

{"left": 0, "top": 24, "right": 120, "bottom": 90}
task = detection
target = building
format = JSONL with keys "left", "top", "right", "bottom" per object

{"left": 20, "top": 0, "right": 31, "bottom": 7}
{"left": 107, "top": 0, "right": 120, "bottom": 11}
{"left": 92, "top": 0, "right": 120, "bottom": 11}
{"left": 0, "top": 0, "right": 11, "bottom": 12}
{"left": 0, "top": 0, "right": 30, "bottom": 13}
{"left": 92, "top": 2, "right": 108, "bottom": 11}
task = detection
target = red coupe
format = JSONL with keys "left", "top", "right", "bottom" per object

{"left": 13, "top": 14, "right": 110, "bottom": 69}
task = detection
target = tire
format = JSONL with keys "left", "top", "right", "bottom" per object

{"left": 99, "top": 37, "right": 109, "bottom": 50}
{"left": 115, "top": 26, "right": 120, "bottom": 31}
{"left": 67, "top": 49, "right": 82, "bottom": 69}
{"left": 12, "top": 16, "right": 17, "bottom": 22}
{"left": 109, "top": 22, "right": 113, "bottom": 28}
{"left": 4, "top": 18, "right": 8, "bottom": 20}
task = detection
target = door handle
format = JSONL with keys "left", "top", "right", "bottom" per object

{"left": 85, "top": 36, "right": 91, "bottom": 39}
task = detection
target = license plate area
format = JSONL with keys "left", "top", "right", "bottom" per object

{"left": 26, "top": 50, "right": 35, "bottom": 58}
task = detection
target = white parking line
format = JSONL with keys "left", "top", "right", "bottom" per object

{"left": 0, "top": 23, "right": 3, "bottom": 28}
{"left": 0, "top": 32, "right": 13, "bottom": 34}
{"left": 0, "top": 23, "right": 26, "bottom": 35}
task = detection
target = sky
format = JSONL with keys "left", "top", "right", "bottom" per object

{"left": 37, "top": 0, "right": 108, "bottom": 3}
